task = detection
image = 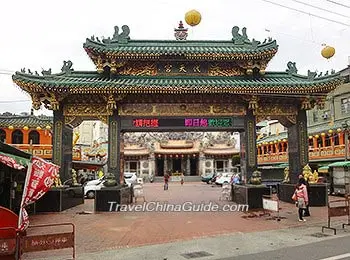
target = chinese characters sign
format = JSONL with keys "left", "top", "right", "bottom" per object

{"left": 131, "top": 118, "right": 233, "bottom": 129}
{"left": 133, "top": 119, "right": 159, "bottom": 128}
{"left": 184, "top": 118, "right": 232, "bottom": 127}
{"left": 18, "top": 156, "right": 60, "bottom": 231}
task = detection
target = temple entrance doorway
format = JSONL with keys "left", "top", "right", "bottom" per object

{"left": 156, "top": 158, "right": 164, "bottom": 176}
{"left": 172, "top": 159, "right": 181, "bottom": 172}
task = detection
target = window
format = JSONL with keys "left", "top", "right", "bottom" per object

{"left": 341, "top": 97, "right": 350, "bottom": 115}
{"left": 0, "top": 129, "right": 5, "bottom": 142}
{"left": 12, "top": 130, "right": 23, "bottom": 144}
{"left": 29, "top": 130, "right": 40, "bottom": 144}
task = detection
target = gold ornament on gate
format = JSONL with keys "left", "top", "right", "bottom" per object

{"left": 321, "top": 45, "right": 335, "bottom": 59}
{"left": 185, "top": 9, "right": 201, "bottom": 27}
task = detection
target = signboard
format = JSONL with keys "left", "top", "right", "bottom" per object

{"left": 22, "top": 233, "right": 74, "bottom": 253}
{"left": 121, "top": 117, "right": 244, "bottom": 131}
{"left": 262, "top": 197, "right": 278, "bottom": 212}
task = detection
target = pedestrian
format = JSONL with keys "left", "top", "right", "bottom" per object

{"left": 180, "top": 173, "right": 184, "bottom": 185}
{"left": 164, "top": 172, "right": 169, "bottom": 190}
{"left": 298, "top": 174, "right": 311, "bottom": 217}
{"left": 292, "top": 182, "right": 308, "bottom": 222}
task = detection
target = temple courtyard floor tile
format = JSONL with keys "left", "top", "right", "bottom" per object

{"left": 21, "top": 182, "right": 346, "bottom": 259}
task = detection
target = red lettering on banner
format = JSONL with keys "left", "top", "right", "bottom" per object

{"left": 18, "top": 156, "right": 60, "bottom": 231}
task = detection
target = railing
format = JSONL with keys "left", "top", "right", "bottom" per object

{"left": 258, "top": 144, "right": 349, "bottom": 164}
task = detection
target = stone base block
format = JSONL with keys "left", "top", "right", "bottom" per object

{"left": 232, "top": 184, "right": 271, "bottom": 209}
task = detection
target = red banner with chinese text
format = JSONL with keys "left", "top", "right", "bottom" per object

{"left": 18, "top": 156, "right": 60, "bottom": 231}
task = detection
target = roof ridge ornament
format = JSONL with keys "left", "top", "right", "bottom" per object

{"left": 174, "top": 21, "right": 188, "bottom": 41}
{"left": 61, "top": 60, "right": 73, "bottom": 74}
{"left": 112, "top": 25, "right": 130, "bottom": 44}
{"left": 41, "top": 68, "right": 52, "bottom": 76}
{"left": 232, "top": 26, "right": 250, "bottom": 45}
{"left": 286, "top": 61, "right": 297, "bottom": 74}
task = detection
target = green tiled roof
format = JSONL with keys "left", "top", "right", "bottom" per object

{"left": 83, "top": 39, "right": 278, "bottom": 60}
{"left": 0, "top": 115, "right": 53, "bottom": 128}
{"left": 12, "top": 71, "right": 342, "bottom": 95}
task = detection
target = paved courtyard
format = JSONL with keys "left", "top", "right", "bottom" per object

{"left": 22, "top": 182, "right": 338, "bottom": 259}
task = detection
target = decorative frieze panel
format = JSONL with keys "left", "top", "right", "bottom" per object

{"left": 255, "top": 104, "right": 298, "bottom": 125}
{"left": 63, "top": 104, "right": 111, "bottom": 125}
{"left": 119, "top": 103, "right": 246, "bottom": 116}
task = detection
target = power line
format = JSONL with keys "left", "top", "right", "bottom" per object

{"left": 326, "top": 0, "right": 350, "bottom": 8}
{"left": 260, "top": 0, "right": 350, "bottom": 26}
{"left": 289, "top": 0, "right": 350, "bottom": 18}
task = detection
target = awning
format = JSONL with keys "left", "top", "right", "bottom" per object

{"left": 258, "top": 163, "right": 288, "bottom": 169}
{"left": 318, "top": 165, "right": 329, "bottom": 174}
{"left": 328, "top": 161, "right": 350, "bottom": 167}
{"left": 0, "top": 151, "right": 30, "bottom": 170}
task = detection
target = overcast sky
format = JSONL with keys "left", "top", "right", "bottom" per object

{"left": 0, "top": 0, "right": 349, "bottom": 115}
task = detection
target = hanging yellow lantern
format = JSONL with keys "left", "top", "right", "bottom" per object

{"left": 36, "top": 126, "right": 42, "bottom": 131}
{"left": 282, "top": 139, "right": 287, "bottom": 142}
{"left": 328, "top": 129, "right": 333, "bottom": 134}
{"left": 309, "top": 136, "right": 313, "bottom": 139}
{"left": 337, "top": 128, "right": 342, "bottom": 132}
{"left": 8, "top": 126, "right": 14, "bottom": 130}
{"left": 321, "top": 45, "right": 335, "bottom": 59}
{"left": 321, "top": 132, "right": 325, "bottom": 136}
{"left": 23, "top": 126, "right": 29, "bottom": 131}
{"left": 185, "top": 9, "right": 201, "bottom": 27}
{"left": 315, "top": 135, "right": 319, "bottom": 138}
{"left": 45, "top": 125, "right": 51, "bottom": 130}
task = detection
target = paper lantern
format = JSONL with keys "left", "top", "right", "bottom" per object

{"left": 309, "top": 136, "right": 313, "bottom": 139}
{"left": 185, "top": 9, "right": 201, "bottom": 27}
{"left": 315, "top": 135, "right": 319, "bottom": 138}
{"left": 321, "top": 132, "right": 326, "bottom": 136}
{"left": 328, "top": 129, "right": 333, "bottom": 134}
{"left": 321, "top": 45, "right": 335, "bottom": 59}
{"left": 45, "top": 125, "right": 51, "bottom": 130}
{"left": 23, "top": 126, "right": 29, "bottom": 131}
{"left": 337, "top": 128, "right": 342, "bottom": 132}
{"left": 36, "top": 126, "right": 42, "bottom": 131}
{"left": 8, "top": 126, "right": 14, "bottom": 130}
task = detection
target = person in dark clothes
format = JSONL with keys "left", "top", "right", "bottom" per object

{"left": 298, "top": 175, "right": 311, "bottom": 217}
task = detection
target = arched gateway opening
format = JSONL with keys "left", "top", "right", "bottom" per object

{"left": 12, "top": 24, "right": 343, "bottom": 186}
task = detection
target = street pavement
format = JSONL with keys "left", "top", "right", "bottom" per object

{"left": 21, "top": 182, "right": 350, "bottom": 260}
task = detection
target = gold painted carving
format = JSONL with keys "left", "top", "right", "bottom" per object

{"left": 208, "top": 63, "right": 242, "bottom": 76}
{"left": 106, "top": 94, "right": 117, "bottom": 111}
{"left": 65, "top": 116, "right": 76, "bottom": 126}
{"left": 118, "top": 62, "right": 157, "bottom": 76}
{"left": 63, "top": 104, "right": 113, "bottom": 117}
{"left": 248, "top": 95, "right": 258, "bottom": 112}
{"left": 119, "top": 104, "right": 154, "bottom": 116}
{"left": 255, "top": 104, "right": 298, "bottom": 125}
{"left": 301, "top": 97, "right": 312, "bottom": 110}
{"left": 31, "top": 93, "right": 41, "bottom": 110}
{"left": 316, "top": 96, "right": 326, "bottom": 110}
{"left": 49, "top": 95, "right": 60, "bottom": 111}
{"left": 210, "top": 104, "right": 246, "bottom": 115}
{"left": 119, "top": 103, "right": 246, "bottom": 116}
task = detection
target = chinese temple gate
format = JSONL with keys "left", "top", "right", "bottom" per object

{"left": 12, "top": 24, "right": 343, "bottom": 184}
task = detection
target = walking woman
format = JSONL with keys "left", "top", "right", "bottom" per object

{"left": 292, "top": 183, "right": 308, "bottom": 222}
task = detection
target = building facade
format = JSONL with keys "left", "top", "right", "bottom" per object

{"left": 257, "top": 66, "right": 350, "bottom": 172}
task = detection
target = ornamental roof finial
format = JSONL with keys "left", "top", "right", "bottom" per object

{"left": 174, "top": 21, "right": 188, "bottom": 41}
